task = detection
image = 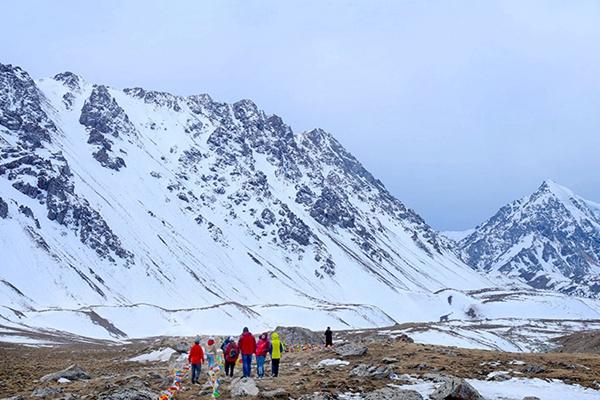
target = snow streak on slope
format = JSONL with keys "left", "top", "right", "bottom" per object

{"left": 0, "top": 62, "right": 497, "bottom": 336}
{"left": 458, "top": 180, "right": 600, "bottom": 298}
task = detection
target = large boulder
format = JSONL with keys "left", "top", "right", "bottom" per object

{"left": 334, "top": 343, "right": 367, "bottom": 357}
{"left": 429, "top": 377, "right": 485, "bottom": 400}
{"left": 174, "top": 342, "right": 190, "bottom": 353}
{"left": 274, "top": 326, "right": 323, "bottom": 346}
{"left": 364, "top": 387, "right": 423, "bottom": 400}
{"left": 230, "top": 377, "right": 260, "bottom": 397}
{"left": 40, "top": 364, "right": 90, "bottom": 383}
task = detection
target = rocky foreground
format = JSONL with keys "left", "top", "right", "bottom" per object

{"left": 1, "top": 327, "right": 599, "bottom": 399}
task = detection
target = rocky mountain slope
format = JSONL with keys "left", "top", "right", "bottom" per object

{"left": 0, "top": 62, "right": 497, "bottom": 336}
{"left": 457, "top": 180, "right": 600, "bottom": 298}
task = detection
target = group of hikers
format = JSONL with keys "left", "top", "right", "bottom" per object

{"left": 187, "top": 326, "right": 334, "bottom": 384}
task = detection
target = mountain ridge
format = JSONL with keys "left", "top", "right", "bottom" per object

{"left": 1, "top": 62, "right": 494, "bottom": 335}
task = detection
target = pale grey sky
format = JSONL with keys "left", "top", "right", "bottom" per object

{"left": 2, "top": 0, "right": 599, "bottom": 230}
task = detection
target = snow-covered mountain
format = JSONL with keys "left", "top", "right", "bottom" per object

{"left": 457, "top": 180, "right": 600, "bottom": 298}
{"left": 0, "top": 62, "right": 503, "bottom": 336}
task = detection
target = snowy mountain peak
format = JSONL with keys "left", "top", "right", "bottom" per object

{"left": 458, "top": 181, "right": 600, "bottom": 298}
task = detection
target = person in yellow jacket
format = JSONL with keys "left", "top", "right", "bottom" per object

{"left": 268, "top": 332, "right": 285, "bottom": 377}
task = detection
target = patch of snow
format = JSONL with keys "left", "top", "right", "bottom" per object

{"left": 128, "top": 347, "right": 176, "bottom": 363}
{"left": 317, "top": 358, "right": 350, "bottom": 367}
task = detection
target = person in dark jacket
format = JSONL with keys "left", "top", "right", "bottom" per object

{"left": 223, "top": 336, "right": 239, "bottom": 377}
{"left": 325, "top": 327, "right": 333, "bottom": 347}
{"left": 188, "top": 337, "right": 204, "bottom": 384}
{"left": 238, "top": 327, "right": 256, "bottom": 377}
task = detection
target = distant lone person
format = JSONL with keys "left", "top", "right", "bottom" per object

{"left": 188, "top": 337, "right": 205, "bottom": 384}
{"left": 238, "top": 327, "right": 257, "bottom": 378}
{"left": 325, "top": 327, "right": 333, "bottom": 347}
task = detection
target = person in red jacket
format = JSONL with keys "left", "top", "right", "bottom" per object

{"left": 255, "top": 332, "right": 270, "bottom": 378}
{"left": 237, "top": 327, "right": 256, "bottom": 377}
{"left": 223, "top": 336, "right": 239, "bottom": 377}
{"left": 188, "top": 337, "right": 204, "bottom": 384}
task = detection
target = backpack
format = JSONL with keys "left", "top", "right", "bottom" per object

{"left": 228, "top": 343, "right": 238, "bottom": 359}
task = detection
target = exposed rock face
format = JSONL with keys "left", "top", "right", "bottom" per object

{"left": 429, "top": 377, "right": 485, "bottom": 400}
{"left": 458, "top": 180, "right": 600, "bottom": 298}
{"left": 0, "top": 197, "right": 7, "bottom": 218}
{"left": 40, "top": 364, "right": 91, "bottom": 383}
{"left": 80, "top": 85, "right": 136, "bottom": 170}
{"left": 0, "top": 64, "right": 56, "bottom": 148}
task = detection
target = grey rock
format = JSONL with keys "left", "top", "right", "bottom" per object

{"left": 522, "top": 397, "right": 541, "bottom": 400}
{"left": 230, "top": 377, "right": 260, "bottom": 397}
{"left": 40, "top": 364, "right": 91, "bottom": 383}
{"left": 364, "top": 387, "right": 423, "bottom": 400}
{"left": 32, "top": 387, "right": 62, "bottom": 398}
{"left": 174, "top": 342, "right": 189, "bottom": 353}
{"left": 273, "top": 326, "right": 323, "bottom": 346}
{"left": 97, "top": 386, "right": 156, "bottom": 400}
{"left": 349, "top": 364, "right": 393, "bottom": 379}
{"left": 429, "top": 377, "right": 485, "bottom": 400}
{"left": 334, "top": 343, "right": 368, "bottom": 357}
{"left": 488, "top": 372, "right": 511, "bottom": 381}
{"left": 259, "top": 388, "right": 288, "bottom": 398}
{"left": 298, "top": 394, "right": 337, "bottom": 400}
{"left": 1, "top": 396, "right": 25, "bottom": 400}
{"left": 382, "top": 357, "right": 399, "bottom": 364}
{"left": 523, "top": 364, "right": 545, "bottom": 374}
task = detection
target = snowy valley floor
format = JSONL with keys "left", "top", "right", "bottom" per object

{"left": 1, "top": 326, "right": 600, "bottom": 399}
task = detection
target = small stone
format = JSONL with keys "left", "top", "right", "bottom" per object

{"left": 259, "top": 388, "right": 288, "bottom": 398}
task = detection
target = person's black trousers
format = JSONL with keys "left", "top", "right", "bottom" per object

{"left": 225, "top": 361, "right": 235, "bottom": 377}
{"left": 271, "top": 358, "right": 280, "bottom": 377}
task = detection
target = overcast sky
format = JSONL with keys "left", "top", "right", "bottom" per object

{"left": 2, "top": 0, "right": 599, "bottom": 230}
